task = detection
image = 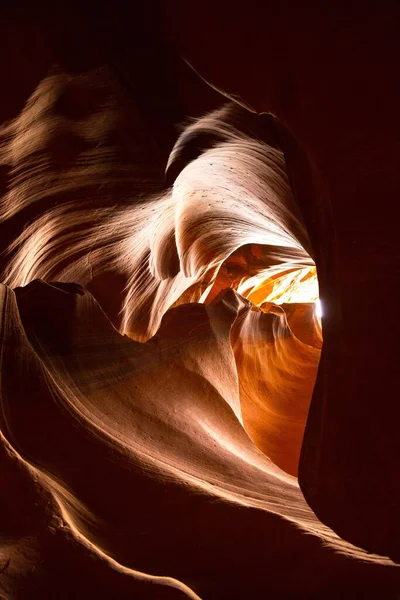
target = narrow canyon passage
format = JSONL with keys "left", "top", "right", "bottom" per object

{"left": 1, "top": 5, "right": 399, "bottom": 599}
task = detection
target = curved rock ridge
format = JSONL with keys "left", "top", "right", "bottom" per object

{"left": 0, "top": 281, "right": 399, "bottom": 599}
{"left": 1, "top": 76, "right": 313, "bottom": 343}
{"left": 231, "top": 300, "right": 321, "bottom": 476}
{"left": 1, "top": 65, "right": 399, "bottom": 599}
{"left": 160, "top": 1, "right": 400, "bottom": 561}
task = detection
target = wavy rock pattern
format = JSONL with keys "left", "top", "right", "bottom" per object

{"left": 1, "top": 282, "right": 399, "bottom": 599}
{"left": 0, "top": 24, "right": 399, "bottom": 599}
{"left": 161, "top": 0, "right": 400, "bottom": 562}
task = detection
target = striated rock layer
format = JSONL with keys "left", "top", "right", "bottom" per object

{"left": 161, "top": 0, "right": 400, "bottom": 561}
{"left": 1, "top": 281, "right": 399, "bottom": 599}
{"left": 1, "top": 6, "right": 400, "bottom": 598}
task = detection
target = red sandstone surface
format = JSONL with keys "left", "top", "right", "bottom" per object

{"left": 0, "top": 3, "right": 399, "bottom": 598}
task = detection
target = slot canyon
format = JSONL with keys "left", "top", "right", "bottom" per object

{"left": 0, "top": 3, "right": 399, "bottom": 598}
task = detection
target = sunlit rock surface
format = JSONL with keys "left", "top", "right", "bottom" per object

{"left": 161, "top": 0, "right": 400, "bottom": 561}
{"left": 1, "top": 282, "right": 399, "bottom": 599}
{"left": 1, "top": 4, "right": 399, "bottom": 598}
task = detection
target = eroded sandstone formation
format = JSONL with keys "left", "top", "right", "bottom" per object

{"left": 0, "top": 3, "right": 399, "bottom": 598}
